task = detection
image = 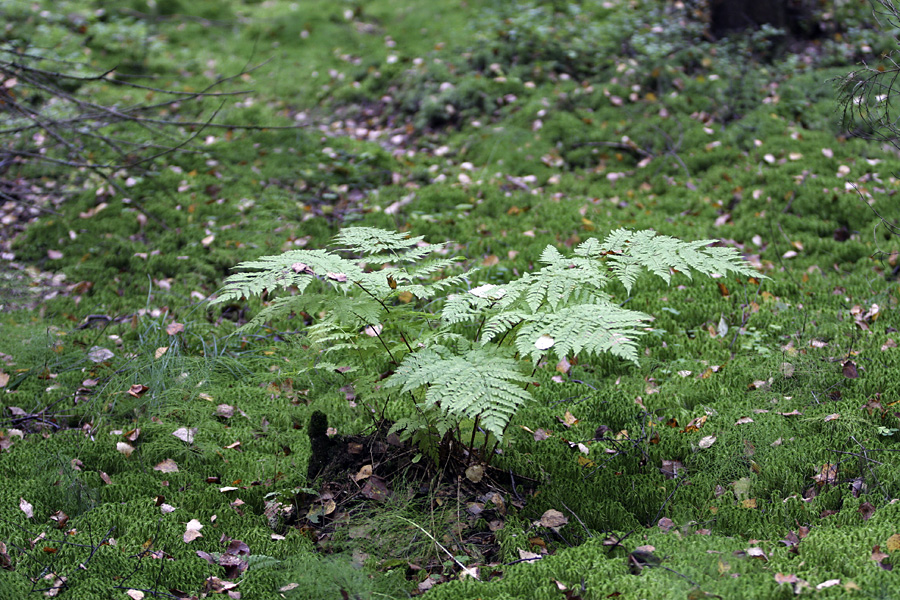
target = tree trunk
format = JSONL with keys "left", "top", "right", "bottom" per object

{"left": 710, "top": 0, "right": 788, "bottom": 37}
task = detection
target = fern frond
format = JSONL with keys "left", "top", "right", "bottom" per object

{"left": 213, "top": 249, "right": 363, "bottom": 304}
{"left": 324, "top": 295, "right": 383, "bottom": 327}
{"left": 237, "top": 295, "right": 302, "bottom": 331}
{"left": 385, "top": 346, "right": 532, "bottom": 440}
{"left": 441, "top": 292, "right": 495, "bottom": 325}
{"left": 600, "top": 228, "right": 766, "bottom": 293}
{"left": 479, "top": 311, "right": 528, "bottom": 344}
{"left": 332, "top": 227, "right": 426, "bottom": 258}
{"left": 516, "top": 303, "right": 651, "bottom": 364}
{"left": 389, "top": 259, "right": 475, "bottom": 299}
{"left": 505, "top": 262, "right": 607, "bottom": 312}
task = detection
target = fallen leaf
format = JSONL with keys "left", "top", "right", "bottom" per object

{"left": 660, "top": 459, "right": 684, "bottom": 479}
{"left": 154, "top": 346, "right": 168, "bottom": 359}
{"left": 166, "top": 322, "right": 185, "bottom": 335}
{"left": 87, "top": 346, "right": 114, "bottom": 363}
{"left": 535, "top": 335, "right": 555, "bottom": 350}
{"left": 539, "top": 509, "right": 568, "bottom": 529}
{"left": 560, "top": 411, "right": 578, "bottom": 427}
{"left": 465, "top": 464, "right": 484, "bottom": 483}
{"left": 19, "top": 498, "right": 33, "bottom": 518}
{"left": 778, "top": 410, "right": 803, "bottom": 417}
{"left": 354, "top": 464, "right": 374, "bottom": 482}
{"left": 116, "top": 442, "right": 134, "bottom": 457}
{"left": 886, "top": 534, "right": 900, "bottom": 552}
{"left": 856, "top": 502, "right": 890, "bottom": 520}
{"left": 734, "top": 416, "right": 754, "bottom": 425}
{"left": 127, "top": 384, "right": 149, "bottom": 398}
{"left": 747, "top": 547, "right": 768, "bottom": 561}
{"left": 360, "top": 476, "right": 389, "bottom": 501}
{"left": 657, "top": 517, "right": 674, "bottom": 533}
{"left": 154, "top": 459, "right": 179, "bottom": 473}
{"left": 183, "top": 519, "right": 203, "bottom": 543}
{"left": 681, "top": 415, "right": 707, "bottom": 433}
{"left": 813, "top": 463, "right": 838, "bottom": 485}
{"left": 698, "top": 435, "right": 717, "bottom": 448}
{"left": 172, "top": 427, "right": 197, "bottom": 444}
{"left": 775, "top": 573, "right": 799, "bottom": 584}
{"left": 842, "top": 361, "right": 858, "bottom": 379}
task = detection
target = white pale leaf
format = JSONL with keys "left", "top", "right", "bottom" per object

{"left": 172, "top": 427, "right": 197, "bottom": 444}
{"left": 470, "top": 284, "right": 506, "bottom": 299}
{"left": 535, "top": 335, "right": 555, "bottom": 350}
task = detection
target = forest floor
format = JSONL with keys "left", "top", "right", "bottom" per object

{"left": 2, "top": 1, "right": 900, "bottom": 598}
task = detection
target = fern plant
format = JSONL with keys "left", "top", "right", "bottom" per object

{"left": 213, "top": 227, "right": 765, "bottom": 467}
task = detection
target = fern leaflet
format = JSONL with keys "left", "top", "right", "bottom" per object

{"left": 385, "top": 346, "right": 532, "bottom": 440}
{"left": 515, "top": 303, "right": 652, "bottom": 364}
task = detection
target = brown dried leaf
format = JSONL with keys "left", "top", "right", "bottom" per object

{"left": 539, "top": 509, "right": 568, "bottom": 529}
{"left": 855, "top": 502, "right": 877, "bottom": 521}
{"left": 354, "top": 464, "right": 373, "bottom": 482}
{"left": 127, "top": 384, "right": 149, "bottom": 398}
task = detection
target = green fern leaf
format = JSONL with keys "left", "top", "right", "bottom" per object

{"left": 600, "top": 228, "right": 766, "bottom": 293}
{"left": 213, "top": 249, "right": 363, "bottom": 304}
{"left": 516, "top": 303, "right": 651, "bottom": 364}
{"left": 385, "top": 346, "right": 532, "bottom": 440}
{"left": 332, "top": 227, "right": 426, "bottom": 258}
{"left": 480, "top": 311, "right": 528, "bottom": 344}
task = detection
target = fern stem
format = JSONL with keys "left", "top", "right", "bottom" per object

{"left": 474, "top": 315, "right": 487, "bottom": 343}
{"left": 370, "top": 327, "right": 399, "bottom": 365}
{"left": 468, "top": 414, "right": 481, "bottom": 459}
{"left": 351, "top": 279, "right": 414, "bottom": 354}
{"left": 353, "top": 279, "right": 392, "bottom": 312}
{"left": 495, "top": 319, "right": 524, "bottom": 347}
